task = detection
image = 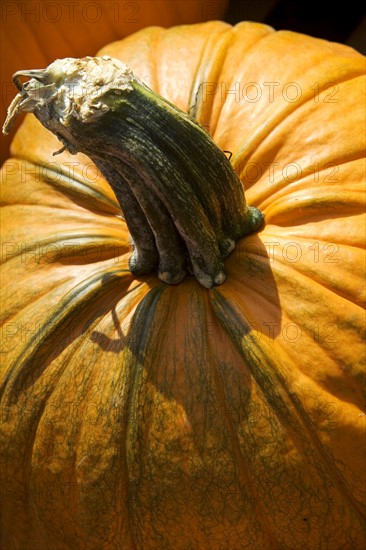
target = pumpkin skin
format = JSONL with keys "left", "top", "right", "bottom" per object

{"left": 1, "top": 19, "right": 366, "bottom": 550}
{"left": 0, "top": 0, "right": 228, "bottom": 164}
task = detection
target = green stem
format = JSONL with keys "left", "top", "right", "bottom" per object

{"left": 3, "top": 56, "right": 264, "bottom": 288}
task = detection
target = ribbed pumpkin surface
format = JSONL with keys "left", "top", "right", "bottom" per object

{"left": 1, "top": 21, "right": 365, "bottom": 550}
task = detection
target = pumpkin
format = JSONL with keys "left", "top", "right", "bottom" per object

{"left": 0, "top": 0, "right": 228, "bottom": 164}
{"left": 1, "top": 20, "right": 365, "bottom": 550}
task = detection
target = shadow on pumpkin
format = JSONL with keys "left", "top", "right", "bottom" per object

{"left": 90, "top": 235, "right": 282, "bottom": 412}
{"left": 87, "top": 235, "right": 281, "bottom": 454}
{"left": 4, "top": 236, "right": 281, "bottom": 416}
{"left": 1, "top": 235, "right": 285, "bottom": 527}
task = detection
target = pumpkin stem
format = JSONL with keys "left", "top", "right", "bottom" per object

{"left": 2, "top": 56, "right": 263, "bottom": 288}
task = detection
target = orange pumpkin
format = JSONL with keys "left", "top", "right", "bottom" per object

{"left": 1, "top": 21, "right": 366, "bottom": 550}
{"left": 0, "top": 0, "right": 228, "bottom": 164}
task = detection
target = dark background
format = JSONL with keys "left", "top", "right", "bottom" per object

{"left": 224, "top": 0, "right": 366, "bottom": 54}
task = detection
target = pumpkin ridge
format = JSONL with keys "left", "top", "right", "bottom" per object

{"left": 262, "top": 217, "right": 365, "bottom": 250}
{"left": 0, "top": 277, "right": 149, "bottom": 547}
{"left": 273, "top": 268, "right": 364, "bottom": 358}
{"left": 253, "top": 155, "right": 366, "bottom": 211}
{"left": 262, "top": 229, "right": 364, "bottom": 253}
{"left": 188, "top": 24, "right": 237, "bottom": 126}
{"left": 265, "top": 259, "right": 365, "bottom": 374}
{"left": 222, "top": 262, "right": 280, "bottom": 320}
{"left": 0, "top": 267, "right": 131, "bottom": 403}
{"left": 3, "top": 284, "right": 146, "bottom": 548}
{"left": 116, "top": 286, "right": 169, "bottom": 546}
{"left": 0, "top": 277, "right": 68, "bottom": 329}
{"left": 208, "top": 22, "right": 276, "bottom": 139}
{"left": 186, "top": 21, "right": 232, "bottom": 118}
{"left": 113, "top": 283, "right": 270, "bottom": 548}
{"left": 188, "top": 22, "right": 275, "bottom": 137}
{"left": 275, "top": 321, "right": 365, "bottom": 411}
{"left": 149, "top": 27, "right": 166, "bottom": 97}
{"left": 264, "top": 190, "right": 365, "bottom": 226}
{"left": 268, "top": 240, "right": 365, "bottom": 306}
{"left": 248, "top": 236, "right": 365, "bottom": 307}
{"left": 1, "top": 314, "right": 117, "bottom": 547}
{"left": 210, "top": 291, "right": 366, "bottom": 534}
{"left": 2, "top": 156, "right": 120, "bottom": 215}
{"left": 0, "top": 231, "right": 130, "bottom": 266}
{"left": 259, "top": 223, "right": 363, "bottom": 245}
{"left": 34, "top": 161, "right": 121, "bottom": 214}
{"left": 268, "top": 314, "right": 365, "bottom": 414}
{"left": 204, "top": 298, "right": 281, "bottom": 548}
{"left": 0, "top": 205, "right": 129, "bottom": 266}
{"left": 73, "top": 321, "right": 143, "bottom": 549}
{"left": 231, "top": 70, "right": 366, "bottom": 173}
